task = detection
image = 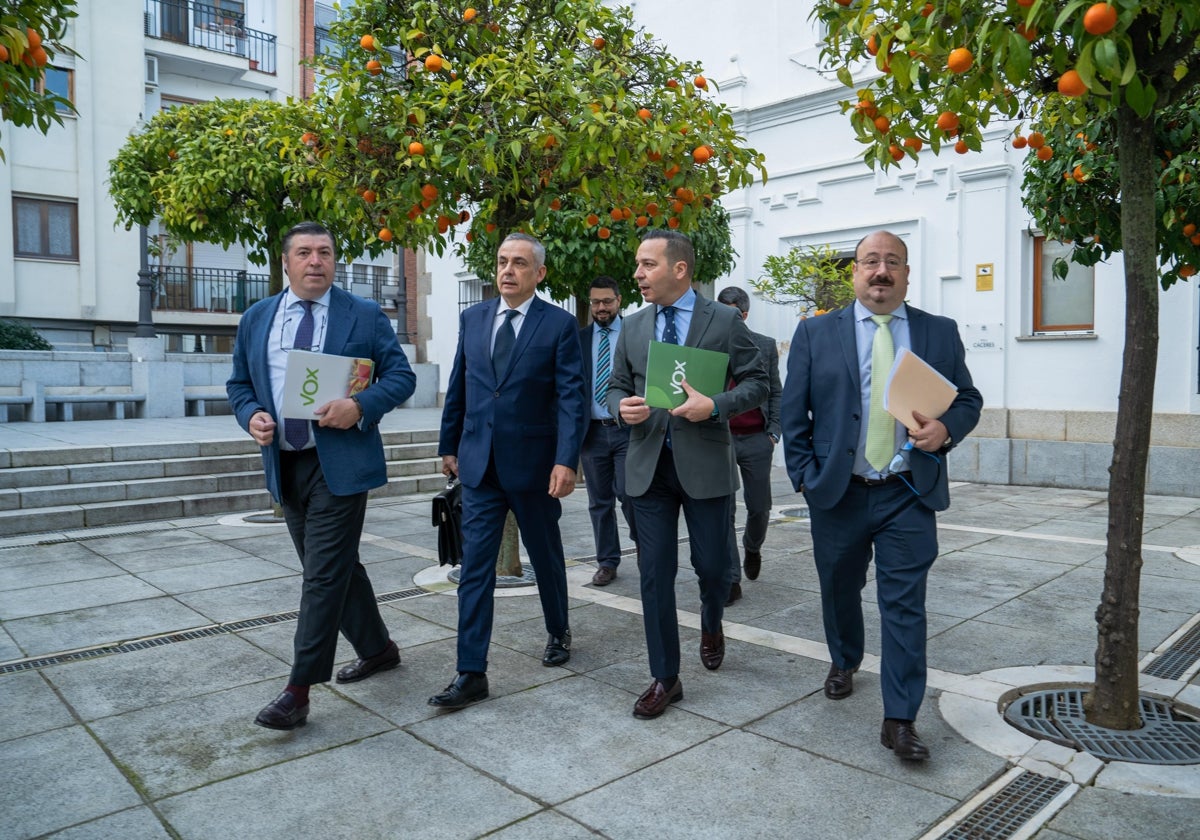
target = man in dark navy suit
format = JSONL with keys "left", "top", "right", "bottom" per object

{"left": 228, "top": 221, "right": 416, "bottom": 730}
{"left": 432, "top": 232, "right": 587, "bottom": 711}
{"left": 782, "top": 230, "right": 982, "bottom": 760}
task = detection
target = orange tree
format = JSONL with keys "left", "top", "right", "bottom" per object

{"left": 814, "top": 0, "right": 1200, "bottom": 730}
{"left": 311, "top": 0, "right": 765, "bottom": 260}
{"left": 108, "top": 98, "right": 384, "bottom": 296}
{"left": 464, "top": 199, "right": 736, "bottom": 323}
{"left": 0, "top": 0, "right": 77, "bottom": 160}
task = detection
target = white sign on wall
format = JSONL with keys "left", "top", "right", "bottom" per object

{"left": 963, "top": 323, "right": 1003, "bottom": 353}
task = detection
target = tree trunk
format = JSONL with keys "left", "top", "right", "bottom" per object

{"left": 1084, "top": 103, "right": 1157, "bottom": 730}
{"left": 498, "top": 512, "right": 522, "bottom": 577}
{"left": 268, "top": 238, "right": 284, "bottom": 296}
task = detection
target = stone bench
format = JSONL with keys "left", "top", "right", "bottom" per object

{"left": 184, "top": 385, "right": 230, "bottom": 417}
{"left": 44, "top": 391, "right": 147, "bottom": 421}
{"left": 0, "top": 394, "right": 36, "bottom": 422}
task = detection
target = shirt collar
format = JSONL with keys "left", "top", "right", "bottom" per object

{"left": 658, "top": 287, "right": 696, "bottom": 314}
{"left": 285, "top": 287, "right": 332, "bottom": 310}
{"left": 854, "top": 299, "right": 907, "bottom": 322}
{"left": 498, "top": 296, "right": 535, "bottom": 318}
{"left": 595, "top": 316, "right": 621, "bottom": 334}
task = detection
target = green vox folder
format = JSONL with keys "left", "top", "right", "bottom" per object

{"left": 644, "top": 340, "right": 730, "bottom": 409}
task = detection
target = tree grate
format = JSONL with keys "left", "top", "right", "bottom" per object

{"left": 0, "top": 587, "right": 429, "bottom": 677}
{"left": 941, "top": 771, "right": 1068, "bottom": 840}
{"left": 1143, "top": 622, "right": 1200, "bottom": 680}
{"left": 1005, "top": 688, "right": 1200, "bottom": 765}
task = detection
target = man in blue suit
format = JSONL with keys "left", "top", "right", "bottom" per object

{"left": 782, "top": 230, "right": 981, "bottom": 761}
{"left": 432, "top": 232, "right": 587, "bottom": 711}
{"left": 227, "top": 221, "right": 416, "bottom": 730}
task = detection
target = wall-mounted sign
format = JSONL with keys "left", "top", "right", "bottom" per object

{"left": 963, "top": 323, "right": 1002, "bottom": 352}
{"left": 975, "top": 263, "right": 994, "bottom": 292}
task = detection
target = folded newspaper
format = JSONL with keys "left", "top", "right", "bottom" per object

{"left": 281, "top": 350, "right": 373, "bottom": 419}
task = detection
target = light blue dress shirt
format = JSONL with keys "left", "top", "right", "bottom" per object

{"left": 655, "top": 287, "right": 696, "bottom": 343}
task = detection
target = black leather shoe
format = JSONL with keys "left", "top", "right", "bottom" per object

{"left": 633, "top": 678, "right": 683, "bottom": 719}
{"left": 700, "top": 631, "right": 725, "bottom": 670}
{"left": 824, "top": 664, "right": 857, "bottom": 700}
{"left": 881, "top": 719, "right": 931, "bottom": 761}
{"left": 428, "top": 672, "right": 489, "bottom": 710}
{"left": 725, "top": 582, "right": 742, "bottom": 606}
{"left": 254, "top": 690, "right": 308, "bottom": 730}
{"left": 542, "top": 629, "right": 571, "bottom": 666}
{"left": 335, "top": 640, "right": 400, "bottom": 683}
{"left": 743, "top": 549, "right": 762, "bottom": 581}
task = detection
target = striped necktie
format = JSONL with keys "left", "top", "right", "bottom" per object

{"left": 595, "top": 326, "right": 611, "bottom": 407}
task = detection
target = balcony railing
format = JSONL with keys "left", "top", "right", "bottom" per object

{"left": 144, "top": 0, "right": 276, "bottom": 74}
{"left": 152, "top": 267, "right": 400, "bottom": 314}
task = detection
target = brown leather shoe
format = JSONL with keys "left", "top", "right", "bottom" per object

{"left": 336, "top": 639, "right": 400, "bottom": 683}
{"left": 254, "top": 690, "right": 309, "bottom": 730}
{"left": 725, "top": 582, "right": 742, "bottom": 606}
{"left": 633, "top": 679, "right": 683, "bottom": 719}
{"left": 824, "top": 664, "right": 857, "bottom": 700}
{"left": 591, "top": 566, "right": 617, "bottom": 586}
{"left": 881, "top": 719, "right": 930, "bottom": 761}
{"left": 700, "top": 631, "right": 725, "bottom": 670}
{"left": 743, "top": 549, "right": 762, "bottom": 581}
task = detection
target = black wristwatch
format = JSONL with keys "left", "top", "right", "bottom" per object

{"left": 710, "top": 403, "right": 720, "bottom": 420}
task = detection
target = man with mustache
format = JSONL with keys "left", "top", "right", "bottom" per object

{"left": 781, "top": 230, "right": 981, "bottom": 760}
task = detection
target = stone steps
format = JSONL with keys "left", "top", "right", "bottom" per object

{"left": 0, "top": 429, "right": 444, "bottom": 537}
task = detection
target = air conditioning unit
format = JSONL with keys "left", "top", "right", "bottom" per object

{"left": 144, "top": 55, "right": 159, "bottom": 90}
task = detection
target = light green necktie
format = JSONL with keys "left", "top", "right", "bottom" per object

{"left": 866, "top": 314, "right": 895, "bottom": 472}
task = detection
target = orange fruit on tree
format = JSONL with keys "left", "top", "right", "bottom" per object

{"left": 666, "top": 78, "right": 679, "bottom": 89}
{"left": 694, "top": 75, "right": 708, "bottom": 89}
{"left": 487, "top": 22, "right": 500, "bottom": 33}
{"left": 421, "top": 184, "right": 439, "bottom": 201}
{"left": 1015, "top": 23, "right": 1038, "bottom": 42}
{"left": 378, "top": 227, "right": 393, "bottom": 242}
{"left": 1083, "top": 3, "right": 1118, "bottom": 36}
{"left": 621, "top": 207, "right": 633, "bottom": 220}
{"left": 667, "top": 216, "right": 681, "bottom": 229}
{"left": 360, "top": 34, "right": 376, "bottom": 51}
{"left": 362, "top": 189, "right": 377, "bottom": 203}
{"left": 1180, "top": 264, "right": 1197, "bottom": 278}
{"left": 1027, "top": 131, "right": 1046, "bottom": 149}
{"left": 1183, "top": 223, "right": 1197, "bottom": 236}
{"left": 692, "top": 145, "right": 712, "bottom": 164}
{"left": 593, "top": 37, "right": 606, "bottom": 50}
{"left": 637, "top": 108, "right": 652, "bottom": 120}
{"left": 610, "top": 208, "right": 623, "bottom": 222}
{"left": 888, "top": 144, "right": 904, "bottom": 162}
{"left": 856, "top": 100, "right": 878, "bottom": 119}
{"left": 903, "top": 137, "right": 923, "bottom": 152}
{"left": 366, "top": 59, "right": 382, "bottom": 75}
{"left": 867, "top": 35, "right": 880, "bottom": 57}
{"left": 463, "top": 8, "right": 477, "bottom": 23}
{"left": 597, "top": 226, "right": 611, "bottom": 239}
{"left": 921, "top": 3, "right": 934, "bottom": 16}
{"left": 549, "top": 198, "right": 562, "bottom": 211}
{"left": 671, "top": 200, "right": 685, "bottom": 214}
{"left": 1036, "top": 145, "right": 1054, "bottom": 161}
{"left": 1073, "top": 165, "right": 1087, "bottom": 182}
{"left": 586, "top": 213, "right": 600, "bottom": 226}
{"left": 1012, "top": 134, "right": 1028, "bottom": 149}
{"left": 936, "top": 111, "right": 960, "bottom": 133}
{"left": 459, "top": 210, "right": 471, "bottom": 223}
{"left": 437, "top": 215, "right": 452, "bottom": 233}
{"left": 485, "top": 222, "right": 497, "bottom": 233}
{"left": 947, "top": 48, "right": 973, "bottom": 74}
{"left": 543, "top": 135, "right": 558, "bottom": 148}
{"left": 421, "top": 196, "right": 436, "bottom": 209}
{"left": 636, "top": 215, "right": 649, "bottom": 227}
{"left": 26, "top": 28, "right": 42, "bottom": 49}
{"left": 424, "top": 54, "right": 443, "bottom": 72}
{"left": 1191, "top": 233, "right": 1200, "bottom": 245}
{"left": 1058, "top": 70, "right": 1087, "bottom": 97}
{"left": 0, "top": 44, "right": 8, "bottom": 62}
{"left": 836, "top": 0, "right": 853, "bottom": 6}
{"left": 874, "top": 115, "right": 891, "bottom": 133}
{"left": 1017, "top": 0, "right": 1034, "bottom": 6}
{"left": 954, "top": 139, "right": 969, "bottom": 154}
{"left": 645, "top": 202, "right": 660, "bottom": 216}
{"left": 408, "top": 141, "right": 425, "bottom": 156}
{"left": 664, "top": 164, "right": 681, "bottom": 179}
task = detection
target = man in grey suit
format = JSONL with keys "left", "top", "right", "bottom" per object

{"left": 608, "top": 230, "right": 768, "bottom": 719}
{"left": 781, "top": 230, "right": 981, "bottom": 760}
{"left": 716, "top": 286, "right": 782, "bottom": 603}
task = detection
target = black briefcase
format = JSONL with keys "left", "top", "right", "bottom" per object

{"left": 431, "top": 476, "right": 463, "bottom": 567}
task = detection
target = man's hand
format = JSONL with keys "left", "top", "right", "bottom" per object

{"left": 314, "top": 398, "right": 361, "bottom": 429}
{"left": 442, "top": 455, "right": 459, "bottom": 478}
{"left": 248, "top": 410, "right": 275, "bottom": 446}
{"left": 548, "top": 465, "right": 576, "bottom": 499}
{"left": 669, "top": 379, "right": 716, "bottom": 423}
{"left": 910, "top": 411, "right": 950, "bottom": 451}
{"left": 619, "top": 395, "right": 651, "bottom": 425}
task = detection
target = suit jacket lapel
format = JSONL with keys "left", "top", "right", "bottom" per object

{"left": 907, "top": 305, "right": 928, "bottom": 360}
{"left": 500, "top": 297, "right": 544, "bottom": 383}
{"left": 684, "top": 295, "right": 714, "bottom": 346}
{"left": 322, "top": 287, "right": 353, "bottom": 353}
{"left": 836, "top": 306, "right": 862, "bottom": 392}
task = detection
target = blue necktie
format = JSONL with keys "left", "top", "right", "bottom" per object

{"left": 492, "top": 309, "right": 518, "bottom": 380}
{"left": 595, "top": 326, "right": 611, "bottom": 407}
{"left": 285, "top": 300, "right": 315, "bottom": 451}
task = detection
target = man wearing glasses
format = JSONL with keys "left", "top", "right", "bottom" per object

{"left": 780, "top": 230, "right": 981, "bottom": 761}
{"left": 227, "top": 222, "right": 415, "bottom": 731}
{"left": 579, "top": 275, "right": 637, "bottom": 586}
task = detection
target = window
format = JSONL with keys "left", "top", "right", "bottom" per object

{"left": 13, "top": 197, "right": 79, "bottom": 261}
{"left": 37, "top": 66, "right": 73, "bottom": 113}
{"left": 1033, "top": 236, "right": 1094, "bottom": 332}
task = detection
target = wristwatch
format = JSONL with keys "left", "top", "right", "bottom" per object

{"left": 710, "top": 403, "right": 720, "bottom": 420}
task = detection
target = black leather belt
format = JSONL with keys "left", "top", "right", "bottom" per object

{"left": 850, "top": 472, "right": 910, "bottom": 487}
{"left": 592, "top": 418, "right": 619, "bottom": 426}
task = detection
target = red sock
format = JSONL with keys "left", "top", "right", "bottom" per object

{"left": 285, "top": 684, "right": 310, "bottom": 704}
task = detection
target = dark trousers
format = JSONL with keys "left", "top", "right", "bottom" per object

{"left": 726, "top": 431, "right": 775, "bottom": 585}
{"left": 280, "top": 449, "right": 389, "bottom": 686}
{"left": 580, "top": 420, "right": 637, "bottom": 569}
{"left": 631, "top": 446, "right": 731, "bottom": 679}
{"left": 455, "top": 456, "right": 570, "bottom": 673}
{"left": 808, "top": 480, "right": 938, "bottom": 720}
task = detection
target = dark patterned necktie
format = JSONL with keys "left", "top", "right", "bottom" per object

{"left": 284, "top": 300, "right": 315, "bottom": 450}
{"left": 492, "top": 309, "right": 518, "bottom": 380}
{"left": 595, "top": 326, "right": 611, "bottom": 407}
{"left": 661, "top": 306, "right": 678, "bottom": 344}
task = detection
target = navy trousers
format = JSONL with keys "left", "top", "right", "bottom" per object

{"left": 808, "top": 479, "right": 938, "bottom": 720}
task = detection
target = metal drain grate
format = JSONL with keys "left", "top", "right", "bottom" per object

{"left": 0, "top": 587, "right": 429, "bottom": 677}
{"left": 0, "top": 524, "right": 179, "bottom": 549}
{"left": 942, "top": 771, "right": 1068, "bottom": 840}
{"left": 1144, "top": 621, "right": 1200, "bottom": 679}
{"left": 1005, "top": 688, "right": 1200, "bottom": 765}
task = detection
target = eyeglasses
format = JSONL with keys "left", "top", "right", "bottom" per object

{"left": 280, "top": 312, "right": 327, "bottom": 353}
{"left": 887, "top": 441, "right": 941, "bottom": 497}
{"left": 857, "top": 258, "right": 905, "bottom": 271}
{"left": 589, "top": 297, "right": 619, "bottom": 306}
